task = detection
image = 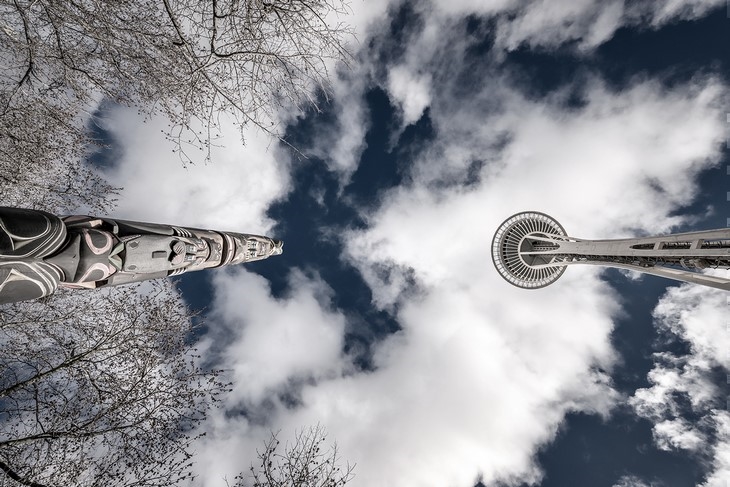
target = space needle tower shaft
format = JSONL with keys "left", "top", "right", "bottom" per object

{"left": 492, "top": 212, "right": 730, "bottom": 290}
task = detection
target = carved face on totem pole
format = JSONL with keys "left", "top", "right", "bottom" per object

{"left": 0, "top": 207, "right": 283, "bottom": 304}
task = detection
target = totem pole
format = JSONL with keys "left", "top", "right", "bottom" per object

{"left": 0, "top": 207, "right": 283, "bottom": 304}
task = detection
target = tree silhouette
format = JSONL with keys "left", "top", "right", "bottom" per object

{"left": 0, "top": 282, "right": 226, "bottom": 487}
{"left": 0, "top": 0, "right": 352, "bottom": 209}
{"left": 240, "top": 426, "right": 354, "bottom": 487}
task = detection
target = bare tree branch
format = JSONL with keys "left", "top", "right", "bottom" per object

{"left": 0, "top": 282, "right": 226, "bottom": 487}
{"left": 0, "top": 0, "right": 354, "bottom": 205}
{"left": 238, "top": 426, "right": 355, "bottom": 487}
{"left": 0, "top": 458, "right": 47, "bottom": 487}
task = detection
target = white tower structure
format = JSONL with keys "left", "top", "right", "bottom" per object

{"left": 491, "top": 212, "right": 730, "bottom": 290}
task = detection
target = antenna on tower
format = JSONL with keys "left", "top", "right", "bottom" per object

{"left": 491, "top": 211, "right": 730, "bottom": 291}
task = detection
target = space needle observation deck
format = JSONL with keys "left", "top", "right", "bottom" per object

{"left": 491, "top": 211, "right": 730, "bottom": 290}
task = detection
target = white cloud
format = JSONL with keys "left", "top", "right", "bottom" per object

{"left": 192, "top": 268, "right": 349, "bottom": 481}
{"left": 700, "top": 411, "right": 730, "bottom": 487}
{"left": 302, "top": 65, "right": 372, "bottom": 180}
{"left": 296, "top": 0, "right": 730, "bottom": 189}
{"left": 450, "top": 0, "right": 724, "bottom": 52}
{"left": 629, "top": 0, "right": 726, "bottom": 27}
{"left": 342, "top": 0, "right": 394, "bottom": 42}
{"left": 631, "top": 356, "right": 718, "bottom": 420}
{"left": 494, "top": 0, "right": 625, "bottom": 51}
{"left": 612, "top": 475, "right": 656, "bottom": 487}
{"left": 279, "top": 282, "right": 620, "bottom": 487}
{"left": 341, "top": 0, "right": 726, "bottom": 61}
{"left": 630, "top": 282, "right": 728, "bottom": 482}
{"left": 100, "top": 107, "right": 290, "bottom": 235}
{"left": 195, "top": 262, "right": 620, "bottom": 487}
{"left": 631, "top": 281, "right": 727, "bottom": 423}
{"left": 208, "top": 269, "right": 348, "bottom": 405}
{"left": 315, "top": 0, "right": 726, "bottom": 183}
{"left": 653, "top": 274, "right": 730, "bottom": 369}
{"left": 387, "top": 65, "right": 432, "bottom": 126}
{"left": 653, "top": 418, "right": 705, "bottom": 451}
{"left": 195, "top": 240, "right": 622, "bottom": 487}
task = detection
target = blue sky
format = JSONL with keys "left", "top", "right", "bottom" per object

{"left": 96, "top": 1, "right": 729, "bottom": 486}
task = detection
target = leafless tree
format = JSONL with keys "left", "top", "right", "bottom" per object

{"left": 236, "top": 425, "right": 354, "bottom": 487}
{"left": 0, "top": 281, "right": 226, "bottom": 487}
{"left": 0, "top": 0, "right": 353, "bottom": 208}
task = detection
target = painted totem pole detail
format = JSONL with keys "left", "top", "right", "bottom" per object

{"left": 0, "top": 207, "right": 283, "bottom": 304}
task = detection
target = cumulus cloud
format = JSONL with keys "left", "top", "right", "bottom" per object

{"left": 195, "top": 270, "right": 620, "bottom": 487}
{"left": 207, "top": 269, "right": 348, "bottom": 406}
{"left": 630, "top": 282, "right": 728, "bottom": 482}
{"left": 631, "top": 355, "right": 718, "bottom": 420}
{"left": 100, "top": 107, "right": 290, "bottom": 235}
{"left": 286, "top": 282, "right": 620, "bottom": 486}
{"left": 653, "top": 274, "right": 730, "bottom": 370}
{"left": 494, "top": 0, "right": 625, "bottom": 51}
{"left": 438, "top": 0, "right": 725, "bottom": 52}
{"left": 700, "top": 411, "right": 730, "bottom": 487}
{"left": 653, "top": 418, "right": 706, "bottom": 451}
{"left": 314, "top": 0, "right": 726, "bottom": 183}
{"left": 300, "top": 65, "right": 373, "bottom": 180}
{"left": 192, "top": 268, "right": 350, "bottom": 481}
{"left": 387, "top": 65, "right": 432, "bottom": 126}
{"left": 629, "top": 0, "right": 726, "bottom": 27}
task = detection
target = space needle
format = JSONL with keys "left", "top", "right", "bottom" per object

{"left": 491, "top": 212, "right": 730, "bottom": 290}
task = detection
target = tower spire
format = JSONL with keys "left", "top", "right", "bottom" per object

{"left": 491, "top": 212, "right": 730, "bottom": 290}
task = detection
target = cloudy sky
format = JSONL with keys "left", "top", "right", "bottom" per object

{"left": 97, "top": 1, "right": 728, "bottom": 486}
